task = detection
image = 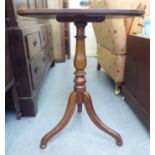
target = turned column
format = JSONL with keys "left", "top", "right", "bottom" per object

{"left": 73, "top": 21, "right": 87, "bottom": 112}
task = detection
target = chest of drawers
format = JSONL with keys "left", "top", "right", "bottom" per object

{"left": 6, "top": 0, "right": 55, "bottom": 116}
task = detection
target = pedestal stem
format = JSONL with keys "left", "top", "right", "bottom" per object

{"left": 74, "top": 22, "right": 87, "bottom": 111}
{"left": 74, "top": 22, "right": 87, "bottom": 93}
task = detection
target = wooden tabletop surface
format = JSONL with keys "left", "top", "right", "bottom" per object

{"left": 17, "top": 8, "right": 144, "bottom": 19}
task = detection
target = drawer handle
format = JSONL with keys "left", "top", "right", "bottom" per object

{"left": 34, "top": 67, "right": 39, "bottom": 74}
{"left": 33, "top": 40, "right": 38, "bottom": 47}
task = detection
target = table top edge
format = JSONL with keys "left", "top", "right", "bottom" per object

{"left": 17, "top": 8, "right": 145, "bottom": 16}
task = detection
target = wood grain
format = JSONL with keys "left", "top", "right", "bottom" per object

{"left": 17, "top": 8, "right": 145, "bottom": 20}
{"left": 123, "top": 35, "right": 150, "bottom": 130}
{"left": 40, "top": 20, "right": 123, "bottom": 149}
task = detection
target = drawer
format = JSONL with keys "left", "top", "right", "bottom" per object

{"left": 25, "top": 32, "right": 41, "bottom": 59}
{"left": 48, "top": 41, "right": 53, "bottom": 53}
{"left": 40, "top": 28, "right": 48, "bottom": 48}
{"left": 29, "top": 52, "right": 46, "bottom": 89}
{"left": 44, "top": 41, "right": 53, "bottom": 56}
{"left": 46, "top": 50, "right": 53, "bottom": 63}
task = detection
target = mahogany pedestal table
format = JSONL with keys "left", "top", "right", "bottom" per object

{"left": 17, "top": 8, "right": 144, "bottom": 149}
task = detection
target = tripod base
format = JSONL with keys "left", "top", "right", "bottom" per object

{"left": 40, "top": 91, "right": 123, "bottom": 149}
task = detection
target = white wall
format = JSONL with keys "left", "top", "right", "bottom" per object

{"left": 69, "top": 0, "right": 97, "bottom": 57}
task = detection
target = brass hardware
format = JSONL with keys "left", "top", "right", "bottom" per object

{"left": 33, "top": 40, "right": 37, "bottom": 47}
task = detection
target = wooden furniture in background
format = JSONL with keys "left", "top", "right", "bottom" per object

{"left": 5, "top": 30, "right": 22, "bottom": 119}
{"left": 123, "top": 34, "right": 150, "bottom": 130}
{"left": 17, "top": 8, "right": 144, "bottom": 149}
{"left": 63, "top": 0, "right": 70, "bottom": 59}
{"left": 5, "top": 0, "right": 54, "bottom": 116}
{"left": 47, "top": 0, "right": 70, "bottom": 62}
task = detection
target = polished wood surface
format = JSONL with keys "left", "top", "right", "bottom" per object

{"left": 16, "top": 8, "right": 144, "bottom": 149}
{"left": 40, "top": 21, "right": 122, "bottom": 149}
{"left": 123, "top": 35, "right": 150, "bottom": 130}
{"left": 17, "top": 8, "right": 144, "bottom": 19}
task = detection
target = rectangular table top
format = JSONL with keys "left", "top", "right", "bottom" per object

{"left": 17, "top": 8, "right": 144, "bottom": 20}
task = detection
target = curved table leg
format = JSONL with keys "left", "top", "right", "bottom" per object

{"left": 83, "top": 91, "right": 123, "bottom": 146}
{"left": 40, "top": 92, "right": 77, "bottom": 149}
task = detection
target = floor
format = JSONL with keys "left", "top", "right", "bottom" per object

{"left": 5, "top": 58, "right": 149, "bottom": 155}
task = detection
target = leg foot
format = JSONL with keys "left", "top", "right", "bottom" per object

{"left": 83, "top": 91, "right": 123, "bottom": 146}
{"left": 40, "top": 92, "right": 77, "bottom": 149}
{"left": 16, "top": 112, "right": 22, "bottom": 120}
{"left": 97, "top": 62, "right": 101, "bottom": 71}
{"left": 114, "top": 88, "right": 120, "bottom": 95}
{"left": 114, "top": 82, "right": 122, "bottom": 95}
{"left": 50, "top": 61, "right": 55, "bottom": 68}
{"left": 40, "top": 144, "right": 47, "bottom": 149}
{"left": 116, "top": 140, "right": 123, "bottom": 146}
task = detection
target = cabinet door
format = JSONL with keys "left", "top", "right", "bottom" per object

{"left": 126, "top": 35, "right": 150, "bottom": 111}
{"left": 123, "top": 35, "right": 150, "bottom": 130}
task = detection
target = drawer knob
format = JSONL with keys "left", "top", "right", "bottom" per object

{"left": 33, "top": 40, "right": 38, "bottom": 47}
